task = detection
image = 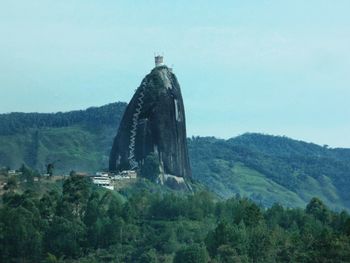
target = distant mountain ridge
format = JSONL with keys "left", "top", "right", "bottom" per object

{"left": 189, "top": 135, "right": 350, "bottom": 210}
{"left": 0, "top": 102, "right": 127, "bottom": 135}
{"left": 0, "top": 103, "right": 127, "bottom": 172}
{"left": 230, "top": 133, "right": 350, "bottom": 161}
{"left": 0, "top": 103, "right": 349, "bottom": 211}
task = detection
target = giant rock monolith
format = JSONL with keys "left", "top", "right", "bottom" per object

{"left": 109, "top": 63, "right": 191, "bottom": 185}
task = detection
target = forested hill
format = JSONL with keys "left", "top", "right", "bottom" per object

{"left": 0, "top": 103, "right": 350, "bottom": 210}
{"left": 2, "top": 174, "right": 350, "bottom": 262}
{"left": 229, "top": 133, "right": 350, "bottom": 161}
{"left": 189, "top": 135, "right": 350, "bottom": 211}
{"left": 0, "top": 102, "right": 127, "bottom": 135}
{"left": 0, "top": 103, "right": 127, "bottom": 172}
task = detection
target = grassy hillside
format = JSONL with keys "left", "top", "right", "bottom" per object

{"left": 0, "top": 126, "right": 117, "bottom": 173}
{"left": 0, "top": 104, "right": 350, "bottom": 210}
{"left": 188, "top": 135, "right": 350, "bottom": 211}
{"left": 0, "top": 103, "right": 126, "bottom": 173}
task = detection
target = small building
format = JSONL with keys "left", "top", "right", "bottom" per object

{"left": 92, "top": 176, "right": 114, "bottom": 190}
{"left": 119, "top": 170, "right": 137, "bottom": 179}
{"left": 112, "top": 174, "right": 123, "bottom": 180}
{"left": 96, "top": 172, "right": 109, "bottom": 177}
{"left": 155, "top": 55, "right": 164, "bottom": 67}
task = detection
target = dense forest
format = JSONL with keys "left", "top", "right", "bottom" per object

{"left": 1, "top": 173, "right": 350, "bottom": 263}
{"left": 189, "top": 135, "right": 350, "bottom": 210}
{"left": 0, "top": 103, "right": 127, "bottom": 172}
{"left": 0, "top": 102, "right": 127, "bottom": 135}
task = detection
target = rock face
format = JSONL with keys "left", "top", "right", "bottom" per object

{"left": 109, "top": 65, "right": 192, "bottom": 180}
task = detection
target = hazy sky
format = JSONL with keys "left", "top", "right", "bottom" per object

{"left": 1, "top": 0, "right": 349, "bottom": 147}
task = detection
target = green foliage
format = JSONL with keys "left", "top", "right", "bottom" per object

{"left": 216, "top": 245, "right": 249, "bottom": 263}
{"left": 139, "top": 249, "right": 159, "bottom": 263}
{"left": 174, "top": 244, "right": 209, "bottom": 263}
{"left": 0, "top": 127, "right": 350, "bottom": 263}
{"left": 306, "top": 197, "right": 331, "bottom": 223}
{"left": 188, "top": 134, "right": 350, "bottom": 211}
{"left": 0, "top": 102, "right": 127, "bottom": 172}
{"left": 47, "top": 163, "right": 55, "bottom": 176}
{"left": 19, "top": 164, "right": 40, "bottom": 184}
{"left": 0, "top": 205, "right": 42, "bottom": 262}
{"left": 206, "top": 221, "right": 248, "bottom": 257}
{"left": 57, "top": 174, "right": 92, "bottom": 219}
{"left": 248, "top": 223, "right": 273, "bottom": 262}
{"left": 44, "top": 216, "right": 85, "bottom": 258}
{"left": 0, "top": 102, "right": 127, "bottom": 135}
{"left": 1, "top": 179, "right": 350, "bottom": 263}
{"left": 4, "top": 175, "right": 18, "bottom": 191}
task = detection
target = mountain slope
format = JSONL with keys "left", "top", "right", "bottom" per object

{"left": 0, "top": 104, "right": 349, "bottom": 210}
{"left": 0, "top": 102, "right": 127, "bottom": 172}
{"left": 188, "top": 135, "right": 350, "bottom": 210}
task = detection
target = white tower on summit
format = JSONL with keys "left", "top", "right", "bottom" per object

{"left": 155, "top": 55, "right": 164, "bottom": 67}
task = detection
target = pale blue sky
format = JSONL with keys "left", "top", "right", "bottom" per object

{"left": 0, "top": 0, "right": 349, "bottom": 147}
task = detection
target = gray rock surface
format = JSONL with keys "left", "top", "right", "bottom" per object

{"left": 109, "top": 66, "right": 192, "bottom": 179}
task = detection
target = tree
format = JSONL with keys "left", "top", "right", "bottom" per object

{"left": 59, "top": 174, "right": 91, "bottom": 219}
{"left": 138, "top": 249, "right": 158, "bottom": 263}
{"left": 101, "top": 217, "right": 124, "bottom": 248}
{"left": 306, "top": 198, "right": 331, "bottom": 224}
{"left": 47, "top": 163, "right": 55, "bottom": 176}
{"left": 1, "top": 206, "right": 42, "bottom": 262}
{"left": 19, "top": 164, "right": 37, "bottom": 184}
{"left": 39, "top": 192, "right": 59, "bottom": 221}
{"left": 44, "top": 253, "right": 64, "bottom": 263}
{"left": 186, "top": 191, "right": 215, "bottom": 220}
{"left": 44, "top": 216, "right": 85, "bottom": 258}
{"left": 240, "top": 201, "right": 263, "bottom": 227}
{"left": 84, "top": 192, "right": 101, "bottom": 248}
{"left": 4, "top": 176, "right": 17, "bottom": 191}
{"left": 174, "top": 244, "right": 209, "bottom": 263}
{"left": 216, "top": 245, "right": 249, "bottom": 263}
{"left": 206, "top": 221, "right": 248, "bottom": 258}
{"left": 248, "top": 223, "right": 272, "bottom": 263}
{"left": 84, "top": 192, "right": 100, "bottom": 226}
{"left": 345, "top": 218, "right": 350, "bottom": 236}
